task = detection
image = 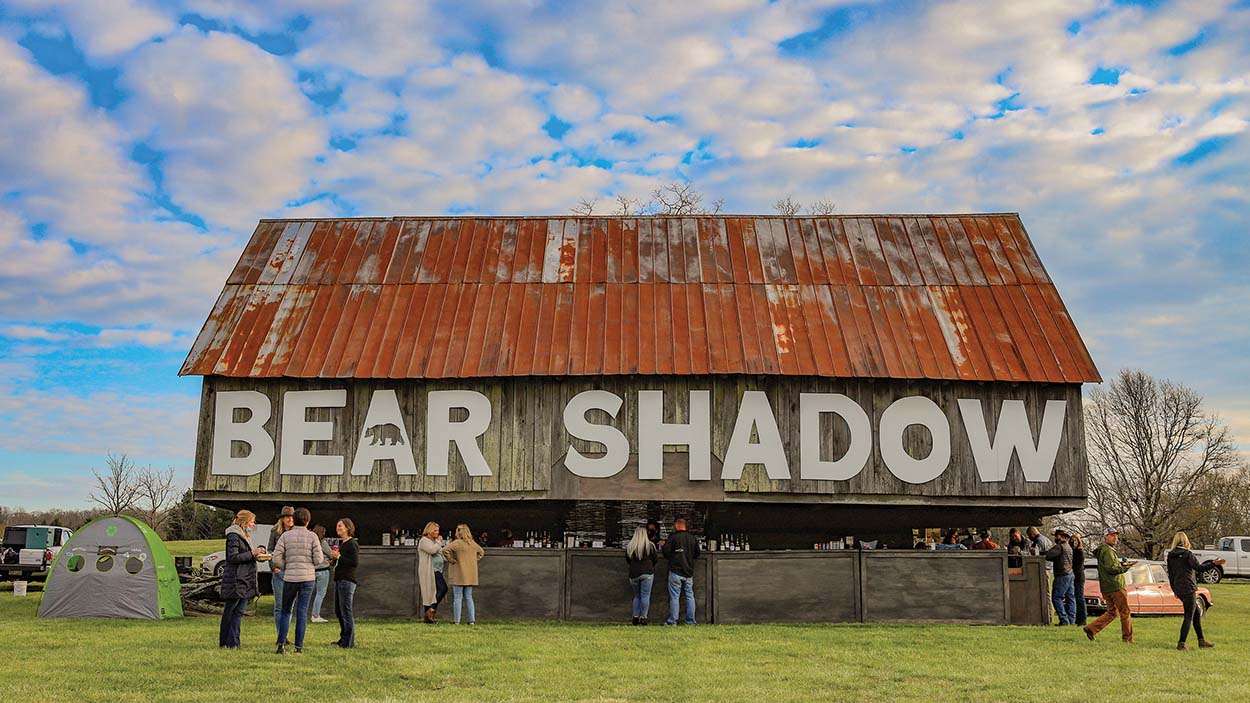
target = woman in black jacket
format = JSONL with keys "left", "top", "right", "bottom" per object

{"left": 1167, "top": 531, "right": 1215, "bottom": 650}
{"left": 625, "top": 526, "right": 658, "bottom": 625}
{"left": 220, "top": 509, "right": 266, "bottom": 648}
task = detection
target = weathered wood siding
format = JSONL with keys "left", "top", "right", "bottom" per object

{"left": 194, "top": 375, "right": 1086, "bottom": 504}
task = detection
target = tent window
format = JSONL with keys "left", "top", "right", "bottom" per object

{"left": 96, "top": 555, "right": 114, "bottom": 573}
{"left": 125, "top": 557, "right": 144, "bottom": 574}
{"left": 66, "top": 555, "right": 84, "bottom": 572}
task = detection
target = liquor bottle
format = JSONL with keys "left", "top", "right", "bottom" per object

{"left": 744, "top": 535, "right": 751, "bottom": 551}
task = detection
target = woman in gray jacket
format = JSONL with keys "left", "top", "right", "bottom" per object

{"left": 272, "top": 507, "right": 324, "bottom": 653}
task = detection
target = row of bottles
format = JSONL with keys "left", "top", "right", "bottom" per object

{"left": 717, "top": 533, "right": 751, "bottom": 551}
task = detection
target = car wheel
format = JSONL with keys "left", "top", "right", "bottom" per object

{"left": 1199, "top": 566, "right": 1222, "bottom": 584}
{"left": 214, "top": 562, "right": 225, "bottom": 577}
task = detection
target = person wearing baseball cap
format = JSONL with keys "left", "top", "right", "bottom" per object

{"left": 268, "top": 506, "right": 296, "bottom": 646}
{"left": 1084, "top": 527, "right": 1136, "bottom": 643}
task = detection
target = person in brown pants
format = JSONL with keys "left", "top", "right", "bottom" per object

{"left": 1085, "top": 527, "right": 1135, "bottom": 643}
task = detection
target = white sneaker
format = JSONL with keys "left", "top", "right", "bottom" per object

{"left": 310, "top": 616, "right": 328, "bottom": 623}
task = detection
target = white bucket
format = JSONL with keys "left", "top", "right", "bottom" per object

{"left": 13, "top": 581, "right": 28, "bottom": 597}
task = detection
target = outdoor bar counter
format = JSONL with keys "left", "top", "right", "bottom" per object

{"left": 351, "top": 546, "right": 1049, "bottom": 625}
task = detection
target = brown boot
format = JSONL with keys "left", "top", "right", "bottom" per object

{"left": 1177, "top": 642, "right": 1187, "bottom": 651}
{"left": 424, "top": 607, "right": 435, "bottom": 624}
{"left": 1198, "top": 640, "right": 1214, "bottom": 648}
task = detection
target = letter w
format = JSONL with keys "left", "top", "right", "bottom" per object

{"left": 958, "top": 399, "right": 1066, "bottom": 482}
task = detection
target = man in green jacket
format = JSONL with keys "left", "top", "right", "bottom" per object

{"left": 1084, "top": 527, "right": 1136, "bottom": 643}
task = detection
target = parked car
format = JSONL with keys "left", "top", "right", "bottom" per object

{"left": 1190, "top": 536, "right": 1250, "bottom": 584}
{"left": 1, "top": 525, "right": 73, "bottom": 581}
{"left": 1083, "top": 560, "right": 1213, "bottom": 616}
{"left": 199, "top": 524, "right": 274, "bottom": 593}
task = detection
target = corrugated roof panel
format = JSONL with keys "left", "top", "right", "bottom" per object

{"left": 602, "top": 283, "right": 623, "bottom": 375}
{"left": 652, "top": 283, "right": 675, "bottom": 375}
{"left": 475, "top": 283, "right": 511, "bottom": 376}
{"left": 181, "top": 284, "right": 251, "bottom": 375}
{"left": 184, "top": 215, "right": 1099, "bottom": 383}
{"left": 548, "top": 283, "right": 575, "bottom": 375}
{"left": 459, "top": 284, "right": 495, "bottom": 377}
{"left": 227, "top": 221, "right": 279, "bottom": 284}
{"left": 670, "top": 282, "right": 693, "bottom": 375}
{"left": 583, "top": 283, "right": 606, "bottom": 374}
{"left": 568, "top": 280, "right": 591, "bottom": 374}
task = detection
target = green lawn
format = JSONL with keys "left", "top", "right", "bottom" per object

{"left": 2, "top": 577, "right": 1246, "bottom": 703}
{"left": 163, "top": 539, "right": 225, "bottom": 559}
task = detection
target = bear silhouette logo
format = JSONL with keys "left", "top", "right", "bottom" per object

{"left": 365, "top": 423, "right": 405, "bottom": 446}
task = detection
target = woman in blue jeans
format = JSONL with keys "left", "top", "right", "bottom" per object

{"left": 331, "top": 518, "right": 358, "bottom": 648}
{"left": 625, "top": 526, "right": 658, "bottom": 625}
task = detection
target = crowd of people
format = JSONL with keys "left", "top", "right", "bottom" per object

{"left": 216, "top": 506, "right": 491, "bottom": 652}
{"left": 217, "top": 511, "right": 1218, "bottom": 651}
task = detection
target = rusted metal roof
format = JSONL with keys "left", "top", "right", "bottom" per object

{"left": 181, "top": 215, "right": 1100, "bottom": 383}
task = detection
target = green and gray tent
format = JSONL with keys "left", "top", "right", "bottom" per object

{"left": 38, "top": 515, "right": 183, "bottom": 620}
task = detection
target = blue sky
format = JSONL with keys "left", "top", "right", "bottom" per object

{"left": 1, "top": 0, "right": 1247, "bottom": 509}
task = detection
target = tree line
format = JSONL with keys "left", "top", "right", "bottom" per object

{"left": 570, "top": 182, "right": 836, "bottom": 217}
{"left": 1, "top": 453, "right": 234, "bottom": 540}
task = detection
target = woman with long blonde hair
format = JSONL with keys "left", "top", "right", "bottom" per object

{"left": 1167, "top": 531, "right": 1214, "bottom": 650}
{"left": 418, "top": 521, "right": 448, "bottom": 623}
{"left": 220, "top": 509, "right": 265, "bottom": 648}
{"left": 625, "top": 526, "right": 658, "bottom": 625}
{"left": 442, "top": 523, "right": 485, "bottom": 624}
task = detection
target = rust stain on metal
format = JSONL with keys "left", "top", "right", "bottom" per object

{"left": 184, "top": 215, "right": 1101, "bottom": 383}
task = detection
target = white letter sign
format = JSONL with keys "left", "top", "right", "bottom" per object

{"left": 799, "top": 393, "right": 871, "bottom": 481}
{"left": 281, "top": 390, "right": 347, "bottom": 475}
{"left": 211, "top": 390, "right": 274, "bottom": 476}
{"left": 721, "top": 391, "right": 791, "bottom": 481}
{"left": 637, "top": 390, "right": 711, "bottom": 480}
{"left": 960, "top": 399, "right": 1066, "bottom": 482}
{"left": 880, "top": 396, "right": 950, "bottom": 484}
{"left": 426, "top": 390, "right": 493, "bottom": 477}
{"left": 351, "top": 389, "right": 417, "bottom": 476}
{"left": 563, "top": 390, "right": 630, "bottom": 478}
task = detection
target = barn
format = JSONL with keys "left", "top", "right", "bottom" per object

{"left": 182, "top": 214, "right": 1099, "bottom": 624}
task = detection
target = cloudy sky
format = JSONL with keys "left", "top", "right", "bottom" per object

{"left": 1, "top": 0, "right": 1246, "bottom": 509}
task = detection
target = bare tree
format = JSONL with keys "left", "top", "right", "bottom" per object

{"left": 612, "top": 195, "right": 643, "bottom": 216}
{"left": 1080, "top": 369, "right": 1241, "bottom": 558}
{"left": 773, "top": 196, "right": 802, "bottom": 216}
{"left": 136, "top": 466, "right": 179, "bottom": 534}
{"left": 569, "top": 197, "right": 598, "bottom": 216}
{"left": 89, "top": 452, "right": 141, "bottom": 516}
{"left": 651, "top": 182, "right": 708, "bottom": 215}
{"left": 807, "top": 198, "right": 837, "bottom": 215}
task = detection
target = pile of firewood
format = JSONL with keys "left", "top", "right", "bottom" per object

{"left": 180, "top": 573, "right": 226, "bottom": 615}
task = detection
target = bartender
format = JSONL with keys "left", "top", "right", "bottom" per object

{"left": 646, "top": 520, "right": 662, "bottom": 547}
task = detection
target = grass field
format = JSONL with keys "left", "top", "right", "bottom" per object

{"left": 3, "top": 544, "right": 1246, "bottom": 703}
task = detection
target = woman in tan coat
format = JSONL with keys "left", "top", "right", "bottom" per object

{"left": 442, "top": 523, "right": 485, "bottom": 625}
{"left": 418, "top": 521, "right": 446, "bottom": 623}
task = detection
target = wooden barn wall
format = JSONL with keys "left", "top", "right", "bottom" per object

{"left": 194, "top": 376, "right": 1086, "bottom": 502}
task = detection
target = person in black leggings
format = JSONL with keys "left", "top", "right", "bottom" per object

{"left": 1166, "top": 531, "right": 1216, "bottom": 650}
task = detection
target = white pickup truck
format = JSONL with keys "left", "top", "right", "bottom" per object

{"left": 1, "top": 525, "right": 74, "bottom": 581}
{"left": 1191, "top": 536, "right": 1250, "bottom": 584}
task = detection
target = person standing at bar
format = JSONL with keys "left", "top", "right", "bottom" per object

{"left": 1027, "top": 526, "right": 1053, "bottom": 554}
{"left": 219, "top": 509, "right": 263, "bottom": 648}
{"left": 419, "top": 521, "right": 446, "bottom": 623}
{"left": 1166, "top": 531, "right": 1217, "bottom": 650}
{"left": 310, "top": 525, "right": 333, "bottom": 623}
{"left": 662, "top": 518, "right": 701, "bottom": 626}
{"left": 971, "top": 530, "right": 999, "bottom": 549}
{"left": 1005, "top": 528, "right": 1032, "bottom": 555}
{"left": 1045, "top": 530, "right": 1075, "bottom": 625}
{"left": 625, "top": 526, "right": 658, "bottom": 625}
{"left": 267, "top": 506, "right": 295, "bottom": 645}
{"left": 330, "top": 518, "right": 358, "bottom": 648}
{"left": 272, "top": 507, "right": 324, "bottom": 654}
{"left": 1084, "top": 527, "right": 1135, "bottom": 643}
{"left": 443, "top": 523, "right": 485, "bottom": 625}
{"left": 1071, "top": 533, "right": 1088, "bottom": 627}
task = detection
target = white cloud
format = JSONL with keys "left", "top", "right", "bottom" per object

{"left": 6, "top": 0, "right": 173, "bottom": 57}
{"left": 119, "top": 28, "right": 327, "bottom": 230}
